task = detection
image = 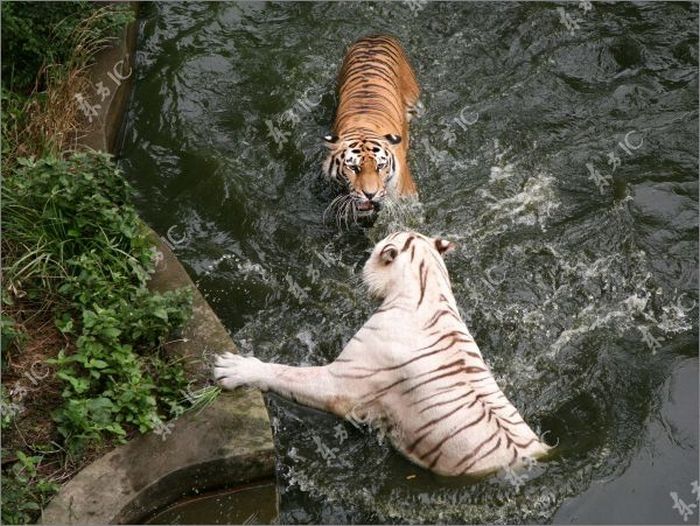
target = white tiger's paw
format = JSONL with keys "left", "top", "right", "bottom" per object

{"left": 213, "top": 352, "right": 264, "bottom": 390}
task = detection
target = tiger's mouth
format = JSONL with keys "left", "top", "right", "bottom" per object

{"left": 354, "top": 199, "right": 384, "bottom": 215}
{"left": 355, "top": 200, "right": 375, "bottom": 212}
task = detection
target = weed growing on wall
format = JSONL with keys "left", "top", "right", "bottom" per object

{"left": 1, "top": 1, "right": 133, "bottom": 94}
{"left": 1, "top": 3, "right": 134, "bottom": 168}
{"left": 3, "top": 152, "right": 193, "bottom": 454}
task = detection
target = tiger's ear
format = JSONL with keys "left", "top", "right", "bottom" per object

{"left": 435, "top": 238, "right": 456, "bottom": 256}
{"left": 384, "top": 133, "right": 402, "bottom": 145}
{"left": 380, "top": 245, "right": 398, "bottom": 265}
{"left": 323, "top": 134, "right": 339, "bottom": 146}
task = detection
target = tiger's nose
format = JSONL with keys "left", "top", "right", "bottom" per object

{"left": 363, "top": 190, "right": 376, "bottom": 200}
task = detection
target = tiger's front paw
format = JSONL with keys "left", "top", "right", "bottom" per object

{"left": 213, "top": 352, "right": 264, "bottom": 390}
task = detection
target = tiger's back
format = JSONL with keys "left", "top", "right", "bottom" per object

{"left": 335, "top": 34, "right": 420, "bottom": 145}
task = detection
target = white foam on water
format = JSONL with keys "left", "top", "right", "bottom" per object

{"left": 236, "top": 260, "right": 268, "bottom": 279}
{"left": 295, "top": 329, "right": 317, "bottom": 360}
{"left": 445, "top": 165, "right": 562, "bottom": 251}
{"left": 368, "top": 196, "right": 426, "bottom": 243}
{"left": 488, "top": 163, "right": 515, "bottom": 183}
{"left": 480, "top": 172, "right": 560, "bottom": 231}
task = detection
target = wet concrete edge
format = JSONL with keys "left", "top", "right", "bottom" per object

{"left": 40, "top": 6, "right": 277, "bottom": 524}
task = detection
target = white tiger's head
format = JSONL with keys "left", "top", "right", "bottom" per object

{"left": 322, "top": 131, "right": 402, "bottom": 221}
{"left": 362, "top": 231, "right": 455, "bottom": 300}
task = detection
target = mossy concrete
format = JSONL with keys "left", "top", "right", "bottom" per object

{"left": 40, "top": 7, "right": 276, "bottom": 524}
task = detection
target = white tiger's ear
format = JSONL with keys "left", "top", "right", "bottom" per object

{"left": 434, "top": 238, "right": 456, "bottom": 256}
{"left": 323, "top": 134, "right": 339, "bottom": 146}
{"left": 380, "top": 245, "right": 398, "bottom": 265}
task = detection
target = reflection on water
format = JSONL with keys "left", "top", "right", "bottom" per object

{"left": 120, "top": 2, "right": 698, "bottom": 523}
{"left": 146, "top": 481, "right": 277, "bottom": 525}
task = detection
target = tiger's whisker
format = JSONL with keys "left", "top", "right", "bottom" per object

{"left": 324, "top": 194, "right": 347, "bottom": 225}
{"left": 335, "top": 199, "right": 345, "bottom": 230}
{"left": 342, "top": 200, "right": 352, "bottom": 231}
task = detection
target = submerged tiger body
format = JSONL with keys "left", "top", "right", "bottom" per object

{"left": 323, "top": 35, "right": 420, "bottom": 221}
{"left": 215, "top": 232, "right": 550, "bottom": 477}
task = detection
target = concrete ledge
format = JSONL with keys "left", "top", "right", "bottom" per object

{"left": 41, "top": 388, "right": 275, "bottom": 524}
{"left": 145, "top": 227, "right": 238, "bottom": 381}
{"left": 77, "top": 3, "right": 138, "bottom": 154}
{"left": 40, "top": 5, "right": 277, "bottom": 524}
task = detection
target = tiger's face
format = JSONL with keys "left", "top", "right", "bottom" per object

{"left": 323, "top": 132, "right": 402, "bottom": 216}
{"left": 362, "top": 231, "right": 455, "bottom": 300}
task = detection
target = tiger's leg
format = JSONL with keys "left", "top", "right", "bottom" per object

{"left": 397, "top": 121, "right": 417, "bottom": 195}
{"left": 214, "top": 352, "right": 356, "bottom": 417}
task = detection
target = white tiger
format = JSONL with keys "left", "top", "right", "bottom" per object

{"left": 214, "top": 231, "right": 550, "bottom": 476}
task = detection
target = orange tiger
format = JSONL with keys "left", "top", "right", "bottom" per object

{"left": 323, "top": 35, "right": 421, "bottom": 221}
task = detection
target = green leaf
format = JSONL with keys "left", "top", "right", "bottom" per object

{"left": 152, "top": 307, "right": 168, "bottom": 320}
{"left": 88, "top": 359, "right": 108, "bottom": 369}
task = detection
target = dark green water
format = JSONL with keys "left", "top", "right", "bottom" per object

{"left": 119, "top": 2, "right": 698, "bottom": 523}
{"left": 146, "top": 481, "right": 277, "bottom": 524}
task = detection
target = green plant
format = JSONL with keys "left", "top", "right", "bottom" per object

{"left": 0, "top": 4, "right": 192, "bottom": 523}
{"left": 0, "top": 451, "right": 60, "bottom": 525}
{"left": 1, "top": 87, "right": 28, "bottom": 163}
{"left": 185, "top": 385, "right": 222, "bottom": 414}
{"left": 1, "top": 385, "right": 18, "bottom": 430}
{"left": 1, "top": 2, "right": 133, "bottom": 94}
{"left": 3, "top": 152, "right": 192, "bottom": 455}
{"left": 1, "top": 314, "right": 26, "bottom": 359}
{"left": 1, "top": 3, "right": 134, "bottom": 168}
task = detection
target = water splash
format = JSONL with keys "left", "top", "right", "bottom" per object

{"left": 121, "top": 2, "right": 698, "bottom": 523}
{"left": 368, "top": 196, "right": 425, "bottom": 243}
